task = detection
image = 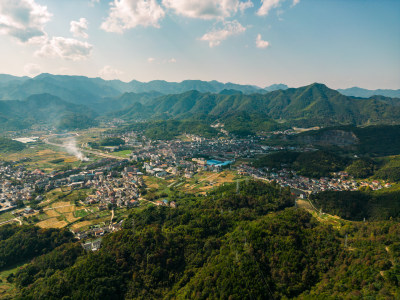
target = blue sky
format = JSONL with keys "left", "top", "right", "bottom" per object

{"left": 0, "top": 0, "right": 399, "bottom": 89}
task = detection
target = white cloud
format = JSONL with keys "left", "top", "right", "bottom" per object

{"left": 101, "top": 0, "right": 165, "bottom": 33}
{"left": 162, "top": 0, "right": 252, "bottom": 20}
{"left": 239, "top": 0, "right": 253, "bottom": 12}
{"left": 23, "top": 62, "right": 40, "bottom": 76}
{"left": 200, "top": 20, "right": 245, "bottom": 47}
{"left": 257, "top": 0, "right": 299, "bottom": 16}
{"left": 168, "top": 58, "right": 176, "bottom": 63}
{"left": 36, "top": 37, "right": 93, "bottom": 60}
{"left": 70, "top": 18, "right": 88, "bottom": 39}
{"left": 257, "top": 0, "right": 283, "bottom": 16}
{"left": 99, "top": 65, "right": 123, "bottom": 80}
{"left": 0, "top": 0, "right": 52, "bottom": 43}
{"left": 147, "top": 57, "right": 155, "bottom": 63}
{"left": 256, "top": 34, "right": 269, "bottom": 48}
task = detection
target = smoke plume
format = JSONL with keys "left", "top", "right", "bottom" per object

{"left": 63, "top": 137, "right": 89, "bottom": 161}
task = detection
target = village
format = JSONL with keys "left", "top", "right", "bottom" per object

{"left": 0, "top": 131, "right": 393, "bottom": 251}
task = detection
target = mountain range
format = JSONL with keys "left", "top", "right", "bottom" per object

{"left": 110, "top": 83, "right": 400, "bottom": 126}
{"left": 0, "top": 93, "right": 97, "bottom": 130}
{"left": 0, "top": 73, "right": 398, "bottom": 101}
{"left": 0, "top": 73, "right": 399, "bottom": 132}
{"left": 338, "top": 87, "right": 400, "bottom": 98}
{"left": 0, "top": 73, "right": 276, "bottom": 103}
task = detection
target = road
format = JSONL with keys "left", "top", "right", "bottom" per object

{"left": 0, "top": 218, "right": 22, "bottom": 226}
{"left": 43, "top": 136, "right": 126, "bottom": 161}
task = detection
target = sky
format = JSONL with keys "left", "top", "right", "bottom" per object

{"left": 0, "top": 0, "right": 399, "bottom": 89}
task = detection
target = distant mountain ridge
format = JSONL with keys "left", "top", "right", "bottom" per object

{"left": 0, "top": 73, "right": 399, "bottom": 132}
{"left": 1, "top": 73, "right": 398, "bottom": 101}
{"left": 0, "top": 73, "right": 266, "bottom": 103}
{"left": 0, "top": 93, "right": 97, "bottom": 130}
{"left": 264, "top": 84, "right": 288, "bottom": 91}
{"left": 337, "top": 87, "right": 400, "bottom": 98}
{"left": 112, "top": 83, "right": 400, "bottom": 128}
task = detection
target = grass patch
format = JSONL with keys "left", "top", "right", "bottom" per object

{"left": 74, "top": 209, "right": 89, "bottom": 218}
{"left": 0, "top": 212, "right": 14, "bottom": 223}
{"left": 112, "top": 150, "right": 132, "bottom": 158}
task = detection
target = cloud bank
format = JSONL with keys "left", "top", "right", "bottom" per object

{"left": 101, "top": 0, "right": 165, "bottom": 33}
{"left": 36, "top": 37, "right": 93, "bottom": 60}
{"left": 0, "top": 0, "right": 52, "bottom": 43}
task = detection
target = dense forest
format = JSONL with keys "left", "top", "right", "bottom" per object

{"left": 253, "top": 150, "right": 348, "bottom": 178}
{"left": 121, "top": 120, "right": 219, "bottom": 140}
{"left": 0, "top": 225, "right": 75, "bottom": 270}
{"left": 310, "top": 188, "right": 400, "bottom": 221}
{"left": 0, "top": 94, "right": 98, "bottom": 132}
{"left": 278, "top": 125, "right": 400, "bottom": 157}
{"left": 110, "top": 83, "right": 400, "bottom": 127}
{"left": 253, "top": 148, "right": 400, "bottom": 181}
{"left": 56, "top": 113, "right": 98, "bottom": 130}
{"left": 1, "top": 180, "right": 398, "bottom": 299}
{"left": 221, "top": 111, "right": 282, "bottom": 136}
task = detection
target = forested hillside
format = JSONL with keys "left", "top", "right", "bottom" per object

{"left": 0, "top": 94, "right": 97, "bottom": 131}
{"left": 107, "top": 83, "right": 400, "bottom": 132}
{"left": 310, "top": 189, "right": 400, "bottom": 221}
{"left": 254, "top": 150, "right": 349, "bottom": 178}
{"left": 0, "top": 225, "right": 75, "bottom": 270}
{"left": 1, "top": 82, "right": 400, "bottom": 133}
{"left": 2, "top": 181, "right": 398, "bottom": 299}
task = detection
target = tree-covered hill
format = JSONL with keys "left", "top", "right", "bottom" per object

{"left": 269, "top": 125, "right": 400, "bottom": 157}
{"left": 0, "top": 93, "right": 97, "bottom": 131}
{"left": 4, "top": 180, "right": 399, "bottom": 299}
{"left": 118, "top": 119, "right": 219, "bottom": 140}
{"left": 0, "top": 224, "right": 75, "bottom": 270}
{"left": 113, "top": 83, "right": 400, "bottom": 128}
{"left": 310, "top": 189, "right": 400, "bottom": 221}
{"left": 254, "top": 150, "right": 349, "bottom": 178}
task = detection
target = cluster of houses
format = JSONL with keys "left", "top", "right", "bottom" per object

{"left": 124, "top": 135, "right": 286, "bottom": 179}
{"left": 0, "top": 157, "right": 146, "bottom": 218}
{"left": 0, "top": 162, "right": 45, "bottom": 212}
{"left": 83, "top": 165, "right": 144, "bottom": 208}
{"left": 239, "top": 164, "right": 390, "bottom": 196}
